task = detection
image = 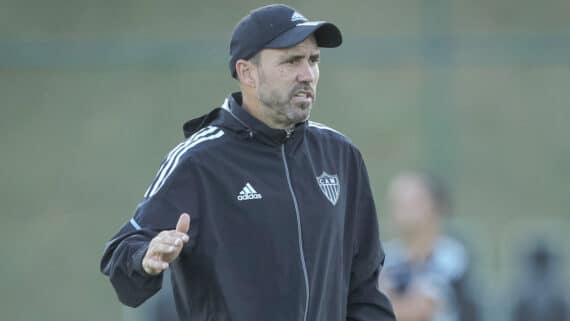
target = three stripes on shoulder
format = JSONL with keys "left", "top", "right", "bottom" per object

{"left": 144, "top": 126, "right": 224, "bottom": 198}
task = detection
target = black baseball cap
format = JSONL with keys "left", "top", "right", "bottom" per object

{"left": 229, "top": 4, "right": 342, "bottom": 78}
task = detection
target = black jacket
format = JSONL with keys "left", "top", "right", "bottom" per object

{"left": 100, "top": 92, "right": 395, "bottom": 321}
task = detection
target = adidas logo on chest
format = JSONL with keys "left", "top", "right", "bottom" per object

{"left": 237, "top": 182, "right": 263, "bottom": 201}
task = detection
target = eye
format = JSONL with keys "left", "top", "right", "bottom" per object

{"left": 309, "top": 55, "right": 320, "bottom": 64}
{"left": 287, "top": 57, "right": 303, "bottom": 64}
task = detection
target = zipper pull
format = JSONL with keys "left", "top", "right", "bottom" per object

{"left": 285, "top": 128, "right": 294, "bottom": 139}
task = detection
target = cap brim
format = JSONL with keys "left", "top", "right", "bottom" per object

{"left": 265, "top": 21, "right": 342, "bottom": 49}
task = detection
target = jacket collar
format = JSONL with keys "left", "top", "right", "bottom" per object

{"left": 223, "top": 92, "right": 307, "bottom": 146}
{"left": 183, "top": 92, "right": 307, "bottom": 147}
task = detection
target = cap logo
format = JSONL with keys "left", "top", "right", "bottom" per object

{"left": 291, "top": 11, "right": 307, "bottom": 22}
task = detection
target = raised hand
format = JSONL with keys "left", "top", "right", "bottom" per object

{"left": 142, "top": 213, "right": 190, "bottom": 275}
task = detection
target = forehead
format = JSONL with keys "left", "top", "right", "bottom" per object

{"left": 389, "top": 176, "right": 430, "bottom": 201}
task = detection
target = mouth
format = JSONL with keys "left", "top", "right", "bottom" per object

{"left": 292, "top": 89, "right": 314, "bottom": 102}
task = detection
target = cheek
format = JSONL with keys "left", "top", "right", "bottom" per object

{"left": 277, "top": 66, "right": 287, "bottom": 77}
{"left": 313, "top": 66, "right": 320, "bottom": 83}
{"left": 275, "top": 68, "right": 298, "bottom": 89}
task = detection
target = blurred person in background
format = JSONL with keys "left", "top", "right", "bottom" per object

{"left": 379, "top": 172, "right": 479, "bottom": 321}
{"left": 511, "top": 240, "right": 569, "bottom": 321}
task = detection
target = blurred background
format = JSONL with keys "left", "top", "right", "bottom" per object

{"left": 1, "top": 0, "right": 569, "bottom": 320}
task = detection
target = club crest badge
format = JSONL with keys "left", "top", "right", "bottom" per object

{"left": 317, "top": 172, "right": 340, "bottom": 206}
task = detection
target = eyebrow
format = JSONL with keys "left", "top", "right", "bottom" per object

{"left": 279, "top": 49, "right": 321, "bottom": 61}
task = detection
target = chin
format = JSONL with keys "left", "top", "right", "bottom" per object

{"left": 290, "top": 111, "right": 311, "bottom": 124}
{"left": 293, "top": 102, "right": 312, "bottom": 112}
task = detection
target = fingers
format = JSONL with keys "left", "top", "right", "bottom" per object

{"left": 141, "top": 213, "right": 191, "bottom": 276}
{"left": 151, "top": 243, "right": 181, "bottom": 256}
{"left": 143, "top": 241, "right": 181, "bottom": 275}
{"left": 156, "top": 233, "right": 188, "bottom": 246}
{"left": 147, "top": 236, "right": 184, "bottom": 258}
{"left": 142, "top": 256, "right": 169, "bottom": 275}
{"left": 176, "top": 213, "right": 191, "bottom": 234}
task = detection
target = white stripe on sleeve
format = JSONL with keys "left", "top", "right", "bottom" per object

{"left": 129, "top": 218, "right": 142, "bottom": 230}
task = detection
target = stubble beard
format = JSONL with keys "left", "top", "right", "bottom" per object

{"left": 257, "top": 83, "right": 314, "bottom": 128}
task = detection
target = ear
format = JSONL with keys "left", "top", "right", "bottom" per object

{"left": 235, "top": 59, "right": 257, "bottom": 88}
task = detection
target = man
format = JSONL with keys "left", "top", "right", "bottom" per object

{"left": 100, "top": 4, "right": 395, "bottom": 321}
{"left": 379, "top": 172, "right": 478, "bottom": 321}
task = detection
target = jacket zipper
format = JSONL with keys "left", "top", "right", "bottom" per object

{"left": 281, "top": 144, "right": 310, "bottom": 321}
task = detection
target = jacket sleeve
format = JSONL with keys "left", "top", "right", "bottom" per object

{"left": 100, "top": 154, "right": 201, "bottom": 307}
{"left": 347, "top": 157, "right": 396, "bottom": 321}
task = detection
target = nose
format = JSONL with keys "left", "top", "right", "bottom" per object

{"left": 297, "top": 61, "right": 317, "bottom": 83}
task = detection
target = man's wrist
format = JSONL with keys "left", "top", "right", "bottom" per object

{"left": 132, "top": 243, "right": 155, "bottom": 277}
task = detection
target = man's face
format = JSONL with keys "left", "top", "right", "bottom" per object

{"left": 254, "top": 36, "right": 320, "bottom": 127}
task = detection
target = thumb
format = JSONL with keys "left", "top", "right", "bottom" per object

{"left": 176, "top": 213, "right": 190, "bottom": 234}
